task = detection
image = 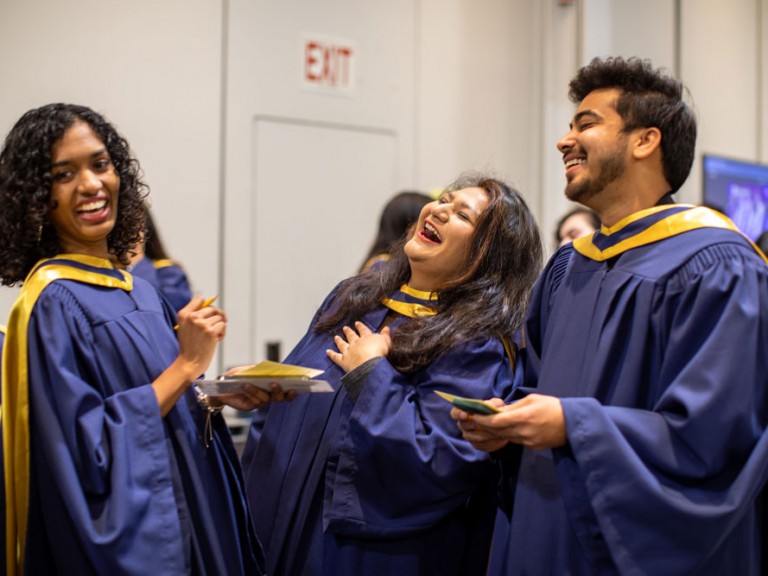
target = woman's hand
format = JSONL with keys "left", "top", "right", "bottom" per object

{"left": 216, "top": 382, "right": 297, "bottom": 411}
{"left": 154, "top": 297, "right": 227, "bottom": 416}
{"left": 214, "top": 365, "right": 296, "bottom": 410}
{"left": 175, "top": 296, "right": 227, "bottom": 380}
{"left": 326, "top": 321, "right": 391, "bottom": 373}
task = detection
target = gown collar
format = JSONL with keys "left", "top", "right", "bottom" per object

{"left": 381, "top": 284, "right": 437, "bottom": 318}
{"left": 26, "top": 253, "right": 132, "bottom": 288}
{"left": 572, "top": 204, "right": 767, "bottom": 263}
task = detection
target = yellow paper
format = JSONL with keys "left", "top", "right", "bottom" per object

{"left": 232, "top": 360, "right": 323, "bottom": 379}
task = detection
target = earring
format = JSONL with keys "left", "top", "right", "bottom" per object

{"left": 36, "top": 224, "right": 43, "bottom": 244}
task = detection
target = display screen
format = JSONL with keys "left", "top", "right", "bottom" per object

{"left": 702, "top": 154, "right": 768, "bottom": 241}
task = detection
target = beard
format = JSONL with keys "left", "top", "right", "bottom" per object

{"left": 564, "top": 141, "right": 627, "bottom": 204}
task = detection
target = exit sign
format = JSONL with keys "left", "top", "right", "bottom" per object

{"left": 301, "top": 35, "right": 356, "bottom": 94}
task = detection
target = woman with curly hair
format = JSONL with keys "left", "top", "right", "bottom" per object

{"left": 241, "top": 172, "right": 543, "bottom": 575}
{"left": 0, "top": 103, "right": 265, "bottom": 575}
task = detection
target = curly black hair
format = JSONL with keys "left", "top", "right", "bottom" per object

{"left": 568, "top": 56, "right": 697, "bottom": 193}
{"left": 0, "top": 103, "right": 148, "bottom": 286}
{"left": 315, "top": 172, "right": 543, "bottom": 373}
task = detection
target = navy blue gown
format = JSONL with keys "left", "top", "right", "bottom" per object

{"left": 492, "top": 205, "right": 768, "bottom": 575}
{"left": 242, "top": 285, "right": 515, "bottom": 575}
{"left": 2, "top": 255, "right": 263, "bottom": 575}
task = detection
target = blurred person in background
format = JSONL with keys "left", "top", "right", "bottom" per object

{"left": 359, "top": 190, "right": 432, "bottom": 273}
{"left": 553, "top": 206, "right": 600, "bottom": 248}
{"left": 129, "top": 205, "right": 193, "bottom": 312}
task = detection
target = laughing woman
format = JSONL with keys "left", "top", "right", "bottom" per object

{"left": 0, "top": 104, "right": 264, "bottom": 575}
{"left": 241, "top": 173, "right": 543, "bottom": 575}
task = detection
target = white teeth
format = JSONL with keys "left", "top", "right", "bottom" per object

{"left": 424, "top": 221, "right": 441, "bottom": 241}
{"left": 565, "top": 158, "right": 585, "bottom": 169}
{"left": 78, "top": 199, "right": 106, "bottom": 213}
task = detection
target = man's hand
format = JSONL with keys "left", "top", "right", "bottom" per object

{"left": 451, "top": 394, "right": 567, "bottom": 451}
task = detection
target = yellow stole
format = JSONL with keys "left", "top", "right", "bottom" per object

{"left": 152, "top": 258, "right": 176, "bottom": 269}
{"left": 2, "top": 254, "right": 132, "bottom": 576}
{"left": 380, "top": 284, "right": 516, "bottom": 367}
{"left": 381, "top": 284, "right": 438, "bottom": 318}
{"left": 573, "top": 204, "right": 768, "bottom": 265}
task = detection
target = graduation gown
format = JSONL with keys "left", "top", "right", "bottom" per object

{"left": 130, "top": 256, "right": 193, "bottom": 312}
{"left": 0, "top": 326, "right": 5, "bottom": 574}
{"left": 2, "top": 255, "right": 263, "bottom": 575}
{"left": 495, "top": 205, "right": 768, "bottom": 575}
{"left": 241, "top": 284, "right": 514, "bottom": 575}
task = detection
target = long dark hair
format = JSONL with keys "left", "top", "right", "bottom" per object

{"left": 0, "top": 103, "right": 147, "bottom": 285}
{"left": 316, "top": 172, "right": 543, "bottom": 373}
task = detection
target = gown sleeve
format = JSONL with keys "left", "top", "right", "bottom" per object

{"left": 26, "top": 284, "right": 186, "bottom": 574}
{"left": 556, "top": 246, "right": 768, "bottom": 574}
{"left": 323, "top": 337, "right": 512, "bottom": 537}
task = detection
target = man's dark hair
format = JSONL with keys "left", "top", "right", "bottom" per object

{"left": 568, "top": 56, "right": 697, "bottom": 193}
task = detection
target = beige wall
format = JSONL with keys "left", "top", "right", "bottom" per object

{"left": 1, "top": 0, "right": 767, "bottom": 370}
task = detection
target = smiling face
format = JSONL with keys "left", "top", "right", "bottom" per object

{"left": 557, "top": 88, "right": 631, "bottom": 207}
{"left": 404, "top": 186, "right": 489, "bottom": 291}
{"left": 48, "top": 121, "right": 120, "bottom": 258}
